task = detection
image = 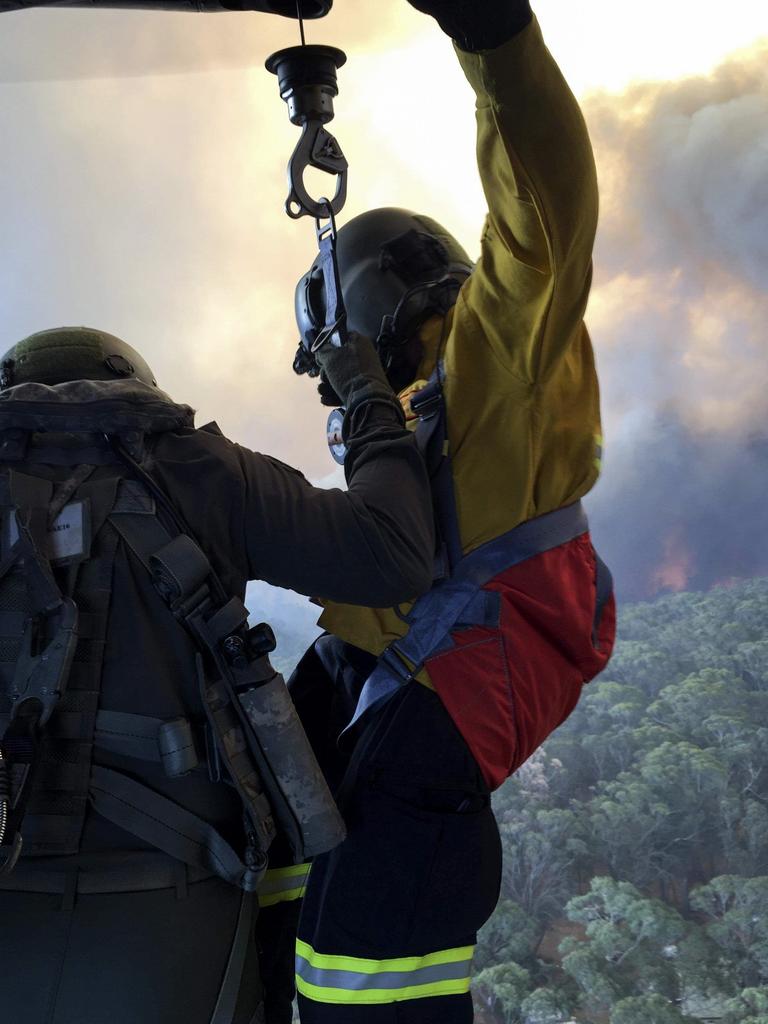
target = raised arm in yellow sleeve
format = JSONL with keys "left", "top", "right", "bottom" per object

{"left": 455, "top": 14, "right": 599, "bottom": 384}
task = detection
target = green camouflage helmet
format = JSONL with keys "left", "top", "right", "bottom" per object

{"left": 0, "top": 326, "right": 157, "bottom": 389}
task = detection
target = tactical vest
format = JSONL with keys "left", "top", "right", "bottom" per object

{"left": 0, "top": 379, "right": 344, "bottom": 887}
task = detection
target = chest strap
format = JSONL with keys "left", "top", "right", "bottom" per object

{"left": 94, "top": 710, "right": 204, "bottom": 778}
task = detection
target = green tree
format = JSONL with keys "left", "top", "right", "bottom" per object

{"left": 476, "top": 900, "right": 540, "bottom": 971}
{"left": 574, "top": 680, "right": 648, "bottom": 779}
{"left": 564, "top": 878, "right": 687, "bottom": 1002}
{"left": 609, "top": 994, "right": 692, "bottom": 1023}
{"left": 691, "top": 876, "right": 768, "bottom": 987}
{"left": 473, "top": 963, "right": 532, "bottom": 1024}
{"left": 723, "top": 986, "right": 768, "bottom": 1024}
{"left": 560, "top": 944, "right": 620, "bottom": 1016}
{"left": 500, "top": 807, "right": 587, "bottom": 923}
{"left": 519, "top": 985, "right": 575, "bottom": 1024}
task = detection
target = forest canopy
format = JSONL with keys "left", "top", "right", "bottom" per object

{"left": 472, "top": 577, "right": 768, "bottom": 1024}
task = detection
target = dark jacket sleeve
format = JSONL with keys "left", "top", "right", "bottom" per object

{"left": 148, "top": 397, "right": 435, "bottom": 609}
{"left": 409, "top": 0, "right": 532, "bottom": 52}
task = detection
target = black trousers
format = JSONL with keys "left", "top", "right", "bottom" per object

{"left": 0, "top": 872, "right": 263, "bottom": 1024}
{"left": 259, "top": 638, "right": 502, "bottom": 1024}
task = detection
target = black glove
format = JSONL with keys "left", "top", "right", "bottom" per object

{"left": 313, "top": 332, "right": 394, "bottom": 412}
{"left": 406, "top": 0, "right": 532, "bottom": 51}
{"left": 291, "top": 343, "right": 342, "bottom": 407}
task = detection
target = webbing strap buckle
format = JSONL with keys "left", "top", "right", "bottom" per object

{"left": 10, "top": 597, "right": 79, "bottom": 727}
{"left": 377, "top": 646, "right": 416, "bottom": 686}
{"left": 410, "top": 382, "right": 443, "bottom": 420}
{"left": 0, "top": 830, "right": 23, "bottom": 875}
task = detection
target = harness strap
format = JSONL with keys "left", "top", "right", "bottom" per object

{"left": 209, "top": 890, "right": 258, "bottom": 1024}
{"left": 412, "top": 371, "right": 463, "bottom": 578}
{"left": 109, "top": 501, "right": 279, "bottom": 864}
{"left": 89, "top": 764, "right": 256, "bottom": 890}
{"left": 0, "top": 849, "right": 213, "bottom": 896}
{"left": 593, "top": 551, "right": 614, "bottom": 645}
{"left": 344, "top": 501, "right": 590, "bottom": 735}
{"left": 94, "top": 710, "right": 203, "bottom": 777}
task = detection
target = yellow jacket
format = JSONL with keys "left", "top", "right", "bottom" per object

{"left": 320, "top": 16, "right": 602, "bottom": 660}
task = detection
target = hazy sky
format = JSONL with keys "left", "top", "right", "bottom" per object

{"left": 1, "top": 1, "right": 766, "bottom": 644}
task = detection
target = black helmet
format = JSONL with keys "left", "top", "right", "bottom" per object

{"left": 0, "top": 326, "right": 157, "bottom": 390}
{"left": 295, "top": 208, "right": 474, "bottom": 369}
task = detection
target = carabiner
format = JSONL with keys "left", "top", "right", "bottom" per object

{"left": 286, "top": 121, "right": 348, "bottom": 220}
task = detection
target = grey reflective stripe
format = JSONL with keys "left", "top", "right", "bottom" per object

{"left": 296, "top": 957, "right": 469, "bottom": 992}
{"left": 294, "top": 941, "right": 475, "bottom": 1004}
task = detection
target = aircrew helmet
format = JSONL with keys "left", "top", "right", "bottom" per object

{"left": 295, "top": 207, "right": 474, "bottom": 368}
{"left": 0, "top": 327, "right": 157, "bottom": 389}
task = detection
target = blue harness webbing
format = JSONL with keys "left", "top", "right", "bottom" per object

{"left": 342, "top": 371, "right": 599, "bottom": 736}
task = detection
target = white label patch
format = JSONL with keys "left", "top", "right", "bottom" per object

{"left": 7, "top": 500, "right": 89, "bottom": 564}
{"left": 47, "top": 501, "right": 87, "bottom": 562}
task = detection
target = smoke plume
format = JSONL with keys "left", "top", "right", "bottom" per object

{"left": 582, "top": 43, "right": 768, "bottom": 599}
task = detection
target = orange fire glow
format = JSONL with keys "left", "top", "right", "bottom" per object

{"left": 651, "top": 530, "right": 695, "bottom": 593}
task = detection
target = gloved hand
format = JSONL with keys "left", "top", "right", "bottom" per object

{"left": 405, "top": 0, "right": 532, "bottom": 51}
{"left": 313, "top": 332, "right": 396, "bottom": 413}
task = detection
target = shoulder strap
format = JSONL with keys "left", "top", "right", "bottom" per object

{"left": 109, "top": 484, "right": 279, "bottom": 874}
{"left": 108, "top": 466, "right": 345, "bottom": 869}
{"left": 412, "top": 370, "right": 463, "bottom": 578}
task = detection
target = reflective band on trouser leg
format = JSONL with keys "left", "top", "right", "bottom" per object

{"left": 295, "top": 940, "right": 475, "bottom": 1004}
{"left": 258, "top": 863, "right": 311, "bottom": 908}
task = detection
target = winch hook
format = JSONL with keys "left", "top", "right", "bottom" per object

{"left": 266, "top": 43, "right": 349, "bottom": 220}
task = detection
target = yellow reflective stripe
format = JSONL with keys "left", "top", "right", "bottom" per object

{"left": 295, "top": 976, "right": 471, "bottom": 1005}
{"left": 265, "top": 864, "right": 312, "bottom": 881}
{"left": 594, "top": 432, "right": 604, "bottom": 473}
{"left": 258, "top": 863, "right": 311, "bottom": 907}
{"left": 295, "top": 940, "right": 475, "bottom": 1005}
{"left": 295, "top": 940, "right": 473, "bottom": 975}
{"left": 259, "top": 885, "right": 307, "bottom": 908}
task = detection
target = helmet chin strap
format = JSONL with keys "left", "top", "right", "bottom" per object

{"left": 376, "top": 274, "right": 467, "bottom": 363}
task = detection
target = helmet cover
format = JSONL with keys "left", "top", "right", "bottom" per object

{"left": 0, "top": 327, "right": 157, "bottom": 389}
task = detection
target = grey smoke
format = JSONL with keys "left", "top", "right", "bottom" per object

{"left": 0, "top": 6, "right": 406, "bottom": 81}
{"left": 587, "top": 47, "right": 768, "bottom": 291}
{"left": 1, "top": 21, "right": 766, "bottom": 660}
{"left": 580, "top": 44, "right": 768, "bottom": 600}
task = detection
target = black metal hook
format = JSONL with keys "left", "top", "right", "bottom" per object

{"left": 267, "top": 43, "right": 349, "bottom": 220}
{"left": 284, "top": 122, "right": 348, "bottom": 219}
